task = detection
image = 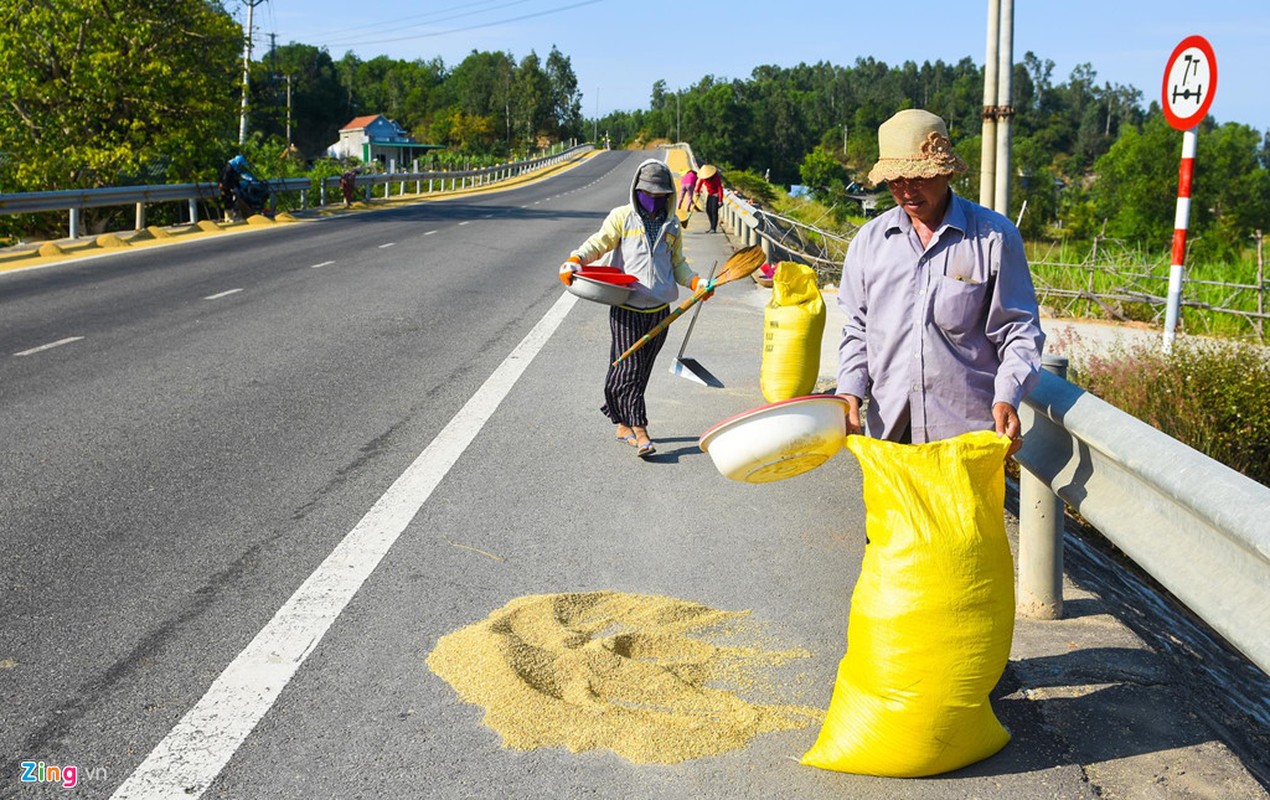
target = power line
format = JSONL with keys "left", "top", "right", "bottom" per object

{"left": 319, "top": 0, "right": 604, "bottom": 50}
{"left": 294, "top": 0, "right": 531, "bottom": 43}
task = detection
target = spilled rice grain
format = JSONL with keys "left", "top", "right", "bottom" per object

{"left": 427, "top": 591, "right": 823, "bottom": 763}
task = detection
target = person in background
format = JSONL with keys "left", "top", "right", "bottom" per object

{"left": 559, "top": 159, "right": 712, "bottom": 458}
{"left": 836, "top": 109, "right": 1045, "bottom": 457}
{"left": 218, "top": 155, "right": 247, "bottom": 221}
{"left": 677, "top": 167, "right": 698, "bottom": 225}
{"left": 695, "top": 164, "right": 723, "bottom": 233}
{"left": 340, "top": 168, "right": 359, "bottom": 207}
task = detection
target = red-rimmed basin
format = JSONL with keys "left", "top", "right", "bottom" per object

{"left": 567, "top": 274, "right": 633, "bottom": 305}
{"left": 577, "top": 269, "right": 638, "bottom": 285}
{"left": 699, "top": 395, "right": 850, "bottom": 483}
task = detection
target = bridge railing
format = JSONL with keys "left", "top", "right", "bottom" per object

{"left": 1016, "top": 358, "right": 1270, "bottom": 674}
{"left": 0, "top": 144, "right": 594, "bottom": 240}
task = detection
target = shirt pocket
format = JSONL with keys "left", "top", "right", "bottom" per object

{"left": 933, "top": 274, "right": 989, "bottom": 337}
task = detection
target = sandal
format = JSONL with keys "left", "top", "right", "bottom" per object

{"left": 636, "top": 442, "right": 656, "bottom": 458}
{"left": 616, "top": 434, "right": 637, "bottom": 446}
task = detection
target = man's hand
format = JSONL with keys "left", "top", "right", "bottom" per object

{"left": 839, "top": 394, "right": 863, "bottom": 436}
{"left": 993, "top": 401, "right": 1023, "bottom": 458}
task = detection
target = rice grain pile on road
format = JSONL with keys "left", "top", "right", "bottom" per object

{"left": 427, "top": 591, "right": 823, "bottom": 764}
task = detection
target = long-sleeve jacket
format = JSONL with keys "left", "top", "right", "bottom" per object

{"left": 569, "top": 158, "right": 697, "bottom": 309}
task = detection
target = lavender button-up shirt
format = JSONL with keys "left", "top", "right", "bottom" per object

{"left": 836, "top": 192, "right": 1045, "bottom": 443}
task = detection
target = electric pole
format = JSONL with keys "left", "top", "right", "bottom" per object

{"left": 238, "top": 0, "right": 267, "bottom": 145}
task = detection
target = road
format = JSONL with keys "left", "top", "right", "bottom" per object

{"left": 3, "top": 150, "right": 1264, "bottom": 799}
{"left": 1, "top": 151, "right": 871, "bottom": 799}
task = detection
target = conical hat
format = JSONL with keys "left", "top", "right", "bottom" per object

{"left": 698, "top": 164, "right": 718, "bottom": 179}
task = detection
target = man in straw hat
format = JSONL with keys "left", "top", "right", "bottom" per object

{"left": 835, "top": 109, "right": 1045, "bottom": 455}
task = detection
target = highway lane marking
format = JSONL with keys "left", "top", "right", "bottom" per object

{"left": 311, "top": 261, "right": 335, "bottom": 269}
{"left": 378, "top": 243, "right": 395, "bottom": 249}
{"left": 109, "top": 290, "right": 580, "bottom": 800}
{"left": 14, "top": 336, "right": 84, "bottom": 357}
{"left": 204, "top": 289, "right": 243, "bottom": 300}
{"left": 425, "top": 230, "right": 438, "bottom": 236}
{"left": 458, "top": 220, "right": 472, "bottom": 226}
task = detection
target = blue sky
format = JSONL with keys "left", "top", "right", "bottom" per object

{"left": 254, "top": 0, "right": 1269, "bottom": 134}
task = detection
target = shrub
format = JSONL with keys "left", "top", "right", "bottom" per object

{"left": 1072, "top": 339, "right": 1270, "bottom": 486}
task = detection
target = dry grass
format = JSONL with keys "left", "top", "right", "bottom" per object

{"left": 1069, "top": 336, "right": 1270, "bottom": 486}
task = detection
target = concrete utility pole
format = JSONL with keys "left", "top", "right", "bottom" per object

{"left": 980, "top": 0, "right": 1000, "bottom": 208}
{"left": 238, "top": 0, "right": 267, "bottom": 145}
{"left": 994, "top": 0, "right": 1015, "bottom": 216}
{"left": 980, "top": 0, "right": 1015, "bottom": 216}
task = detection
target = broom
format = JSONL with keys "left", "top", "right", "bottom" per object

{"left": 612, "top": 244, "right": 766, "bottom": 366}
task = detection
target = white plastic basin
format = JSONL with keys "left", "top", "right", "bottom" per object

{"left": 699, "top": 395, "right": 850, "bottom": 483}
{"left": 566, "top": 274, "right": 633, "bottom": 306}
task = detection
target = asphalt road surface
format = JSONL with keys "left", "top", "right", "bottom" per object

{"left": 25, "top": 149, "right": 1253, "bottom": 799}
{"left": 3, "top": 151, "right": 889, "bottom": 799}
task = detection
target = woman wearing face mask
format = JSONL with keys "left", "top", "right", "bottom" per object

{"left": 559, "top": 159, "right": 711, "bottom": 458}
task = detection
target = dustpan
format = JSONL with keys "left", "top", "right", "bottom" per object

{"left": 669, "top": 261, "right": 723, "bottom": 387}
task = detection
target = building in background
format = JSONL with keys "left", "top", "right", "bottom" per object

{"left": 326, "top": 115, "right": 444, "bottom": 171}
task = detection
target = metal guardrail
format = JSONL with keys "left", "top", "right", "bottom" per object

{"left": 1016, "top": 362, "right": 1270, "bottom": 674}
{"left": 0, "top": 144, "right": 594, "bottom": 240}
{"left": 720, "top": 192, "right": 851, "bottom": 280}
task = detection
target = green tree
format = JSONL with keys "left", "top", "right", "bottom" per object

{"left": 799, "top": 145, "right": 847, "bottom": 201}
{"left": 1090, "top": 115, "right": 1178, "bottom": 244}
{"left": 254, "top": 43, "right": 351, "bottom": 160}
{"left": 545, "top": 46, "right": 582, "bottom": 140}
{"left": 511, "top": 51, "right": 552, "bottom": 147}
{"left": 450, "top": 50, "right": 515, "bottom": 146}
{"left": 0, "top": 0, "right": 240, "bottom": 192}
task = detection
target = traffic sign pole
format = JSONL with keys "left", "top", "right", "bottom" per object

{"left": 1160, "top": 35, "right": 1217, "bottom": 353}
{"left": 1164, "top": 128, "right": 1197, "bottom": 353}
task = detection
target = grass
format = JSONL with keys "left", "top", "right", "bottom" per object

{"left": 1027, "top": 239, "right": 1268, "bottom": 343}
{"left": 1061, "top": 333, "right": 1270, "bottom": 486}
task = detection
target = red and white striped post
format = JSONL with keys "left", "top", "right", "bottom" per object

{"left": 1160, "top": 35, "right": 1217, "bottom": 352}
{"left": 1164, "top": 129, "right": 1197, "bottom": 352}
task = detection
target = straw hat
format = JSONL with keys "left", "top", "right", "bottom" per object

{"left": 698, "top": 164, "right": 718, "bottom": 179}
{"left": 867, "top": 110, "right": 967, "bottom": 186}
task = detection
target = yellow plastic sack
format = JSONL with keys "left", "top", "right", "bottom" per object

{"left": 802, "top": 430, "right": 1015, "bottom": 777}
{"left": 760, "top": 262, "right": 825, "bottom": 402}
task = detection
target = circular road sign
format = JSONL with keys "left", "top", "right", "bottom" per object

{"left": 1162, "top": 35, "right": 1217, "bottom": 130}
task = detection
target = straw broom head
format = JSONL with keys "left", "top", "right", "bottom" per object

{"left": 714, "top": 244, "right": 767, "bottom": 284}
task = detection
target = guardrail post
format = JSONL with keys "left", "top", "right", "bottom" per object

{"left": 1018, "top": 354, "right": 1069, "bottom": 620}
{"left": 135, "top": 202, "right": 146, "bottom": 231}
{"left": 188, "top": 198, "right": 198, "bottom": 224}
{"left": 69, "top": 207, "right": 82, "bottom": 240}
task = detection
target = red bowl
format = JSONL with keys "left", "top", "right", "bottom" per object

{"left": 577, "top": 269, "right": 638, "bottom": 285}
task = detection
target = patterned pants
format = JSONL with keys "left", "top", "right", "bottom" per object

{"left": 602, "top": 304, "right": 670, "bottom": 427}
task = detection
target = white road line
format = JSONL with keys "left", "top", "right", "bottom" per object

{"left": 378, "top": 243, "right": 395, "bottom": 249}
{"left": 14, "top": 336, "right": 84, "bottom": 357}
{"left": 458, "top": 220, "right": 471, "bottom": 226}
{"left": 204, "top": 289, "right": 243, "bottom": 301}
{"left": 425, "top": 230, "right": 438, "bottom": 236}
{"left": 109, "top": 291, "right": 580, "bottom": 800}
{"left": 311, "top": 261, "right": 335, "bottom": 269}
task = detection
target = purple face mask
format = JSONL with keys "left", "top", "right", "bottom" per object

{"left": 636, "top": 190, "right": 667, "bottom": 214}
